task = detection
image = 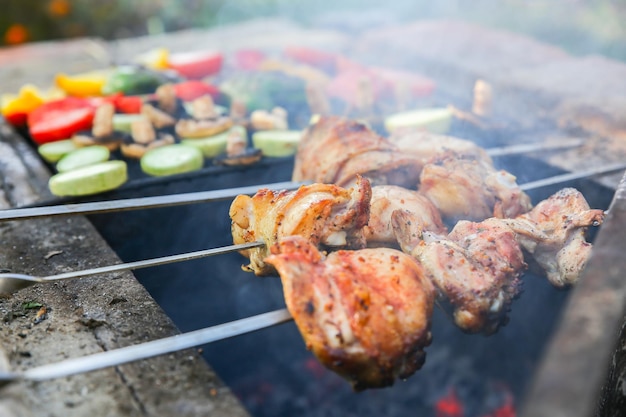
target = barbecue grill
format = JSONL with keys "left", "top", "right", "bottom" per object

{"left": 1, "top": 16, "right": 625, "bottom": 417}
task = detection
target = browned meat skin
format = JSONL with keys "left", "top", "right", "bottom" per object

{"left": 229, "top": 176, "right": 372, "bottom": 276}
{"left": 365, "top": 185, "right": 447, "bottom": 247}
{"left": 265, "top": 236, "right": 435, "bottom": 390}
{"left": 292, "top": 116, "right": 423, "bottom": 188}
{"left": 388, "top": 130, "right": 493, "bottom": 166}
{"left": 419, "top": 152, "right": 532, "bottom": 222}
{"left": 393, "top": 211, "right": 526, "bottom": 335}
{"left": 499, "top": 187, "right": 604, "bottom": 287}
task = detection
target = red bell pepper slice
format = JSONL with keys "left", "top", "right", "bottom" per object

{"left": 173, "top": 80, "right": 221, "bottom": 102}
{"left": 28, "top": 97, "right": 96, "bottom": 144}
{"left": 4, "top": 112, "right": 28, "bottom": 127}
{"left": 168, "top": 51, "right": 223, "bottom": 80}
{"left": 112, "top": 94, "right": 143, "bottom": 114}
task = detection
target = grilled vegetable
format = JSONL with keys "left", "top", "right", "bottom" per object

{"left": 112, "top": 113, "right": 146, "bottom": 133}
{"left": 167, "top": 51, "right": 223, "bottom": 79}
{"left": 140, "top": 144, "right": 204, "bottom": 177}
{"left": 55, "top": 70, "right": 110, "bottom": 97}
{"left": 252, "top": 130, "right": 302, "bottom": 157}
{"left": 384, "top": 107, "right": 453, "bottom": 135}
{"left": 56, "top": 145, "right": 110, "bottom": 173}
{"left": 49, "top": 160, "right": 128, "bottom": 196}
{"left": 101, "top": 66, "right": 166, "bottom": 96}
{"left": 37, "top": 139, "right": 78, "bottom": 163}
{"left": 1, "top": 85, "right": 46, "bottom": 126}
{"left": 181, "top": 131, "right": 229, "bottom": 158}
{"left": 28, "top": 97, "right": 96, "bottom": 144}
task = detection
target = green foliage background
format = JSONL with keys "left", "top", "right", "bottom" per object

{"left": 2, "top": 0, "right": 625, "bottom": 61}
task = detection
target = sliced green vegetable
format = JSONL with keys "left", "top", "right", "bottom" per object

{"left": 384, "top": 107, "right": 453, "bottom": 135}
{"left": 252, "top": 130, "right": 302, "bottom": 157}
{"left": 38, "top": 139, "right": 78, "bottom": 163}
{"left": 180, "top": 127, "right": 240, "bottom": 158}
{"left": 112, "top": 113, "right": 147, "bottom": 133}
{"left": 140, "top": 144, "right": 204, "bottom": 177}
{"left": 56, "top": 145, "right": 110, "bottom": 173}
{"left": 101, "top": 66, "right": 166, "bottom": 96}
{"left": 49, "top": 160, "right": 128, "bottom": 196}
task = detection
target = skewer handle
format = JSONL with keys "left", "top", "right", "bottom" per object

{"left": 0, "top": 309, "right": 292, "bottom": 382}
{"left": 0, "top": 181, "right": 308, "bottom": 222}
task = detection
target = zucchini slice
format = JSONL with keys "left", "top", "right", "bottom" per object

{"left": 252, "top": 130, "right": 302, "bottom": 157}
{"left": 56, "top": 145, "right": 111, "bottom": 173}
{"left": 38, "top": 139, "right": 78, "bottom": 163}
{"left": 49, "top": 160, "right": 128, "bottom": 196}
{"left": 140, "top": 144, "right": 204, "bottom": 177}
{"left": 181, "top": 129, "right": 231, "bottom": 158}
{"left": 112, "top": 113, "right": 147, "bottom": 133}
{"left": 384, "top": 107, "right": 453, "bottom": 135}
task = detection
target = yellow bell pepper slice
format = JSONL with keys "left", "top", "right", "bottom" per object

{"left": 1, "top": 84, "right": 45, "bottom": 121}
{"left": 55, "top": 70, "right": 111, "bottom": 97}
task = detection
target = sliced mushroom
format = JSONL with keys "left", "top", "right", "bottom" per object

{"left": 92, "top": 103, "right": 115, "bottom": 139}
{"left": 191, "top": 95, "right": 217, "bottom": 120}
{"left": 155, "top": 83, "right": 178, "bottom": 115}
{"left": 175, "top": 116, "right": 233, "bottom": 139}
{"left": 131, "top": 118, "right": 157, "bottom": 145}
{"left": 250, "top": 107, "right": 288, "bottom": 131}
{"left": 71, "top": 132, "right": 123, "bottom": 151}
{"left": 141, "top": 103, "right": 176, "bottom": 129}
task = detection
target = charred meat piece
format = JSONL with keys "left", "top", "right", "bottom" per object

{"left": 230, "top": 176, "right": 372, "bottom": 276}
{"left": 365, "top": 185, "right": 446, "bottom": 247}
{"left": 393, "top": 212, "right": 526, "bottom": 335}
{"left": 500, "top": 187, "right": 604, "bottom": 287}
{"left": 387, "top": 130, "right": 493, "bottom": 166}
{"left": 292, "top": 116, "right": 423, "bottom": 188}
{"left": 265, "top": 236, "right": 435, "bottom": 390}
{"left": 419, "top": 152, "right": 532, "bottom": 222}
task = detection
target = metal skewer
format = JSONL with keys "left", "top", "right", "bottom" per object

{"left": 519, "top": 162, "right": 626, "bottom": 191}
{"left": 0, "top": 241, "right": 265, "bottom": 293}
{"left": 0, "top": 308, "right": 293, "bottom": 383}
{"left": 485, "top": 137, "right": 584, "bottom": 157}
{"left": 0, "top": 180, "right": 309, "bottom": 222}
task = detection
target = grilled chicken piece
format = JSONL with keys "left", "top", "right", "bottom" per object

{"left": 365, "top": 185, "right": 447, "bottom": 247}
{"left": 419, "top": 152, "right": 532, "bottom": 222}
{"left": 393, "top": 211, "right": 526, "bottom": 335}
{"left": 500, "top": 187, "right": 604, "bottom": 287}
{"left": 388, "top": 131, "right": 493, "bottom": 166}
{"left": 265, "top": 236, "right": 435, "bottom": 390}
{"left": 292, "top": 116, "right": 423, "bottom": 188}
{"left": 230, "top": 176, "right": 372, "bottom": 276}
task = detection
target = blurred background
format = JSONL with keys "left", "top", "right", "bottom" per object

{"left": 1, "top": 0, "right": 625, "bottom": 61}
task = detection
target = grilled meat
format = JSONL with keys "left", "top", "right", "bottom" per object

{"left": 265, "top": 236, "right": 435, "bottom": 390}
{"left": 365, "top": 185, "right": 447, "bottom": 247}
{"left": 500, "top": 187, "right": 604, "bottom": 287}
{"left": 419, "top": 152, "right": 532, "bottom": 222}
{"left": 393, "top": 212, "right": 526, "bottom": 335}
{"left": 388, "top": 130, "right": 493, "bottom": 166}
{"left": 292, "top": 116, "right": 423, "bottom": 188}
{"left": 230, "top": 176, "right": 372, "bottom": 276}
